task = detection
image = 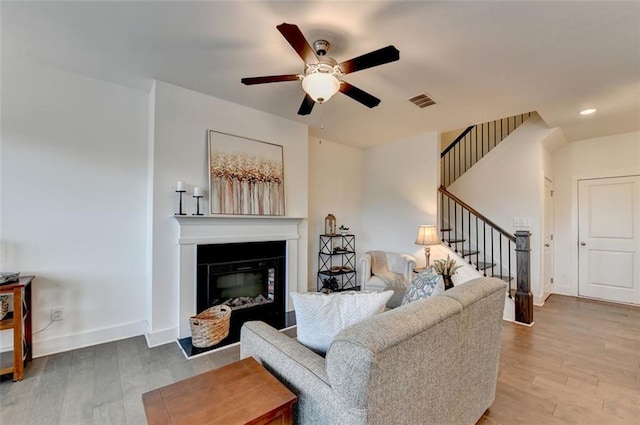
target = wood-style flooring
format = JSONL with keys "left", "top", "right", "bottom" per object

{"left": 481, "top": 295, "right": 640, "bottom": 425}
{"left": 1, "top": 294, "right": 638, "bottom": 424}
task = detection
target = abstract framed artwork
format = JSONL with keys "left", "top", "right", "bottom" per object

{"left": 208, "top": 130, "right": 285, "bottom": 215}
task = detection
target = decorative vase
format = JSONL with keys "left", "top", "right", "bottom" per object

{"left": 442, "top": 275, "right": 454, "bottom": 290}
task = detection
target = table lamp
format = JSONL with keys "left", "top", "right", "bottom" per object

{"left": 415, "top": 225, "right": 440, "bottom": 267}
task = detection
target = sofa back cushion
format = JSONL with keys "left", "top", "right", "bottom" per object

{"left": 291, "top": 290, "right": 393, "bottom": 354}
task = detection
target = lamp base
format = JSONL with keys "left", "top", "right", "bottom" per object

{"left": 424, "top": 246, "right": 431, "bottom": 268}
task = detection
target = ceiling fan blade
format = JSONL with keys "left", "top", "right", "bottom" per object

{"left": 241, "top": 74, "right": 301, "bottom": 85}
{"left": 339, "top": 82, "right": 381, "bottom": 108}
{"left": 277, "top": 23, "right": 318, "bottom": 64}
{"left": 338, "top": 45, "right": 400, "bottom": 75}
{"left": 297, "top": 94, "right": 315, "bottom": 115}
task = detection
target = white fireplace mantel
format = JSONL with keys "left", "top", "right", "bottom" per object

{"left": 173, "top": 215, "right": 307, "bottom": 338}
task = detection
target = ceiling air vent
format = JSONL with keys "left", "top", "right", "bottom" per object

{"left": 408, "top": 92, "right": 436, "bottom": 109}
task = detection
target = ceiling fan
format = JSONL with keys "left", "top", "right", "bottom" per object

{"left": 241, "top": 23, "right": 400, "bottom": 115}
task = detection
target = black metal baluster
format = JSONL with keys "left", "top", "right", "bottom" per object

{"left": 468, "top": 209, "right": 472, "bottom": 264}
{"left": 453, "top": 201, "right": 457, "bottom": 248}
{"left": 460, "top": 205, "right": 464, "bottom": 254}
{"left": 448, "top": 196, "right": 451, "bottom": 241}
{"left": 474, "top": 124, "right": 478, "bottom": 168}
{"left": 456, "top": 144, "right": 460, "bottom": 183}
{"left": 476, "top": 215, "right": 479, "bottom": 267}
{"left": 499, "top": 236, "right": 503, "bottom": 280}
{"left": 448, "top": 151, "right": 452, "bottom": 186}
{"left": 483, "top": 221, "right": 487, "bottom": 276}
{"left": 508, "top": 239, "right": 512, "bottom": 298}
{"left": 491, "top": 228, "right": 495, "bottom": 277}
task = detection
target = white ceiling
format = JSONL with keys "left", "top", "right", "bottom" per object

{"left": 3, "top": 1, "right": 639, "bottom": 148}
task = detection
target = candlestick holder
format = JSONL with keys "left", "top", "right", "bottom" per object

{"left": 192, "top": 195, "right": 204, "bottom": 216}
{"left": 175, "top": 190, "right": 187, "bottom": 215}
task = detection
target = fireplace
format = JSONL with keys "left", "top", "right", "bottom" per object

{"left": 196, "top": 241, "right": 286, "bottom": 347}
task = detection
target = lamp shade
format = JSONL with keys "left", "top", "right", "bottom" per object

{"left": 415, "top": 225, "right": 440, "bottom": 246}
{"left": 302, "top": 72, "right": 340, "bottom": 103}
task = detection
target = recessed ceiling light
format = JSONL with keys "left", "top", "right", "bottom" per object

{"left": 580, "top": 108, "right": 597, "bottom": 115}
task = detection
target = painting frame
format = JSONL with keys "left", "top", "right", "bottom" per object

{"left": 208, "top": 130, "right": 285, "bottom": 216}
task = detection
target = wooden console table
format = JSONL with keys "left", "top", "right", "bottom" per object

{"left": 0, "top": 275, "right": 34, "bottom": 381}
{"left": 142, "top": 356, "right": 296, "bottom": 425}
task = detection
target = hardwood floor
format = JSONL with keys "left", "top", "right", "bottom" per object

{"left": 1, "top": 295, "right": 638, "bottom": 424}
{"left": 481, "top": 295, "right": 640, "bottom": 425}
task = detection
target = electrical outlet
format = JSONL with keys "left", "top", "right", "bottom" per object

{"left": 51, "top": 306, "right": 64, "bottom": 321}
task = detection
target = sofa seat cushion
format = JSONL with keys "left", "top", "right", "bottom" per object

{"left": 291, "top": 290, "right": 393, "bottom": 354}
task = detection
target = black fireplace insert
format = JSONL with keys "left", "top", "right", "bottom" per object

{"left": 195, "top": 241, "right": 286, "bottom": 348}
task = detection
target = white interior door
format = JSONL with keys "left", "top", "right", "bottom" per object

{"left": 543, "top": 178, "right": 554, "bottom": 301}
{"left": 578, "top": 175, "right": 640, "bottom": 304}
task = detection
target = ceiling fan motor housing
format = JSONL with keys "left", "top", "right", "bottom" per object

{"left": 313, "top": 40, "right": 330, "bottom": 56}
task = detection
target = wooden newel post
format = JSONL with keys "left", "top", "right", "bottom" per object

{"left": 515, "top": 231, "right": 533, "bottom": 324}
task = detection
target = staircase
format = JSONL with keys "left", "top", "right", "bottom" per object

{"left": 439, "top": 113, "right": 534, "bottom": 324}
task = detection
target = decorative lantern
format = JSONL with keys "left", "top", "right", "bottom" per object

{"left": 325, "top": 214, "right": 337, "bottom": 235}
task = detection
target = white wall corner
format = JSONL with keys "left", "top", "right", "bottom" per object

{"left": 144, "top": 326, "right": 179, "bottom": 348}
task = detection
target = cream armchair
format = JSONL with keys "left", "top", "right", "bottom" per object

{"left": 359, "top": 252, "right": 417, "bottom": 292}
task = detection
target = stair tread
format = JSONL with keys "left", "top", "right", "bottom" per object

{"left": 476, "top": 261, "right": 495, "bottom": 270}
{"left": 446, "top": 238, "right": 465, "bottom": 243}
{"left": 460, "top": 249, "right": 479, "bottom": 257}
{"left": 440, "top": 228, "right": 452, "bottom": 232}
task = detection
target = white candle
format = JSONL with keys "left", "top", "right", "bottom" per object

{"left": 176, "top": 181, "right": 185, "bottom": 191}
{"left": 193, "top": 186, "right": 203, "bottom": 197}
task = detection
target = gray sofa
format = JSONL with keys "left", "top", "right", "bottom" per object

{"left": 240, "top": 277, "right": 506, "bottom": 425}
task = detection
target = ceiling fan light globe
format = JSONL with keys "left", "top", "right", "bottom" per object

{"left": 302, "top": 72, "right": 340, "bottom": 103}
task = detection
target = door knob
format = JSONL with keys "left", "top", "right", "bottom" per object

{"left": 545, "top": 243, "right": 550, "bottom": 247}
{"left": 580, "top": 242, "right": 586, "bottom": 246}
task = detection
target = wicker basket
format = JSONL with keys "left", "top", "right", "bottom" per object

{"left": 0, "top": 296, "right": 8, "bottom": 321}
{"left": 189, "top": 305, "right": 232, "bottom": 348}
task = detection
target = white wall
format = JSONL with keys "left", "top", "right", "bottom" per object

{"left": 447, "top": 116, "right": 563, "bottom": 303}
{"left": 552, "top": 131, "right": 640, "bottom": 297}
{"left": 308, "top": 136, "right": 364, "bottom": 291}
{"left": 1, "top": 60, "right": 149, "bottom": 356}
{"left": 147, "top": 81, "right": 308, "bottom": 345}
{"left": 361, "top": 132, "right": 441, "bottom": 263}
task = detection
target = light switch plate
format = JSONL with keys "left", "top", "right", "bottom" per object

{"left": 513, "top": 218, "right": 530, "bottom": 227}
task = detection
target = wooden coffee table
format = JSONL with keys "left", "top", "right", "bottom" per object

{"left": 142, "top": 356, "right": 297, "bottom": 425}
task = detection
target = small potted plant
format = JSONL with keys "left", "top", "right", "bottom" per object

{"left": 432, "top": 255, "right": 463, "bottom": 290}
{"left": 339, "top": 225, "right": 349, "bottom": 236}
{"left": 321, "top": 277, "right": 339, "bottom": 293}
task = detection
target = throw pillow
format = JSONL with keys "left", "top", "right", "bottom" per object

{"left": 291, "top": 290, "right": 394, "bottom": 354}
{"left": 402, "top": 268, "right": 444, "bottom": 305}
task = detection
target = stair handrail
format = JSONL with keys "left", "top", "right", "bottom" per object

{"left": 441, "top": 112, "right": 534, "bottom": 187}
{"left": 441, "top": 125, "right": 475, "bottom": 158}
{"left": 438, "top": 186, "right": 515, "bottom": 242}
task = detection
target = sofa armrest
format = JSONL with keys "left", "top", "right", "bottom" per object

{"left": 240, "top": 321, "right": 330, "bottom": 386}
{"left": 359, "top": 254, "right": 373, "bottom": 288}
{"left": 241, "top": 321, "right": 361, "bottom": 424}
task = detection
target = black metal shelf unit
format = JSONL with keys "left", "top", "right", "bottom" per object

{"left": 317, "top": 234, "right": 357, "bottom": 292}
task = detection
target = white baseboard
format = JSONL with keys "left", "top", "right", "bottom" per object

{"left": 32, "top": 320, "right": 148, "bottom": 358}
{"left": 144, "top": 326, "right": 178, "bottom": 348}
